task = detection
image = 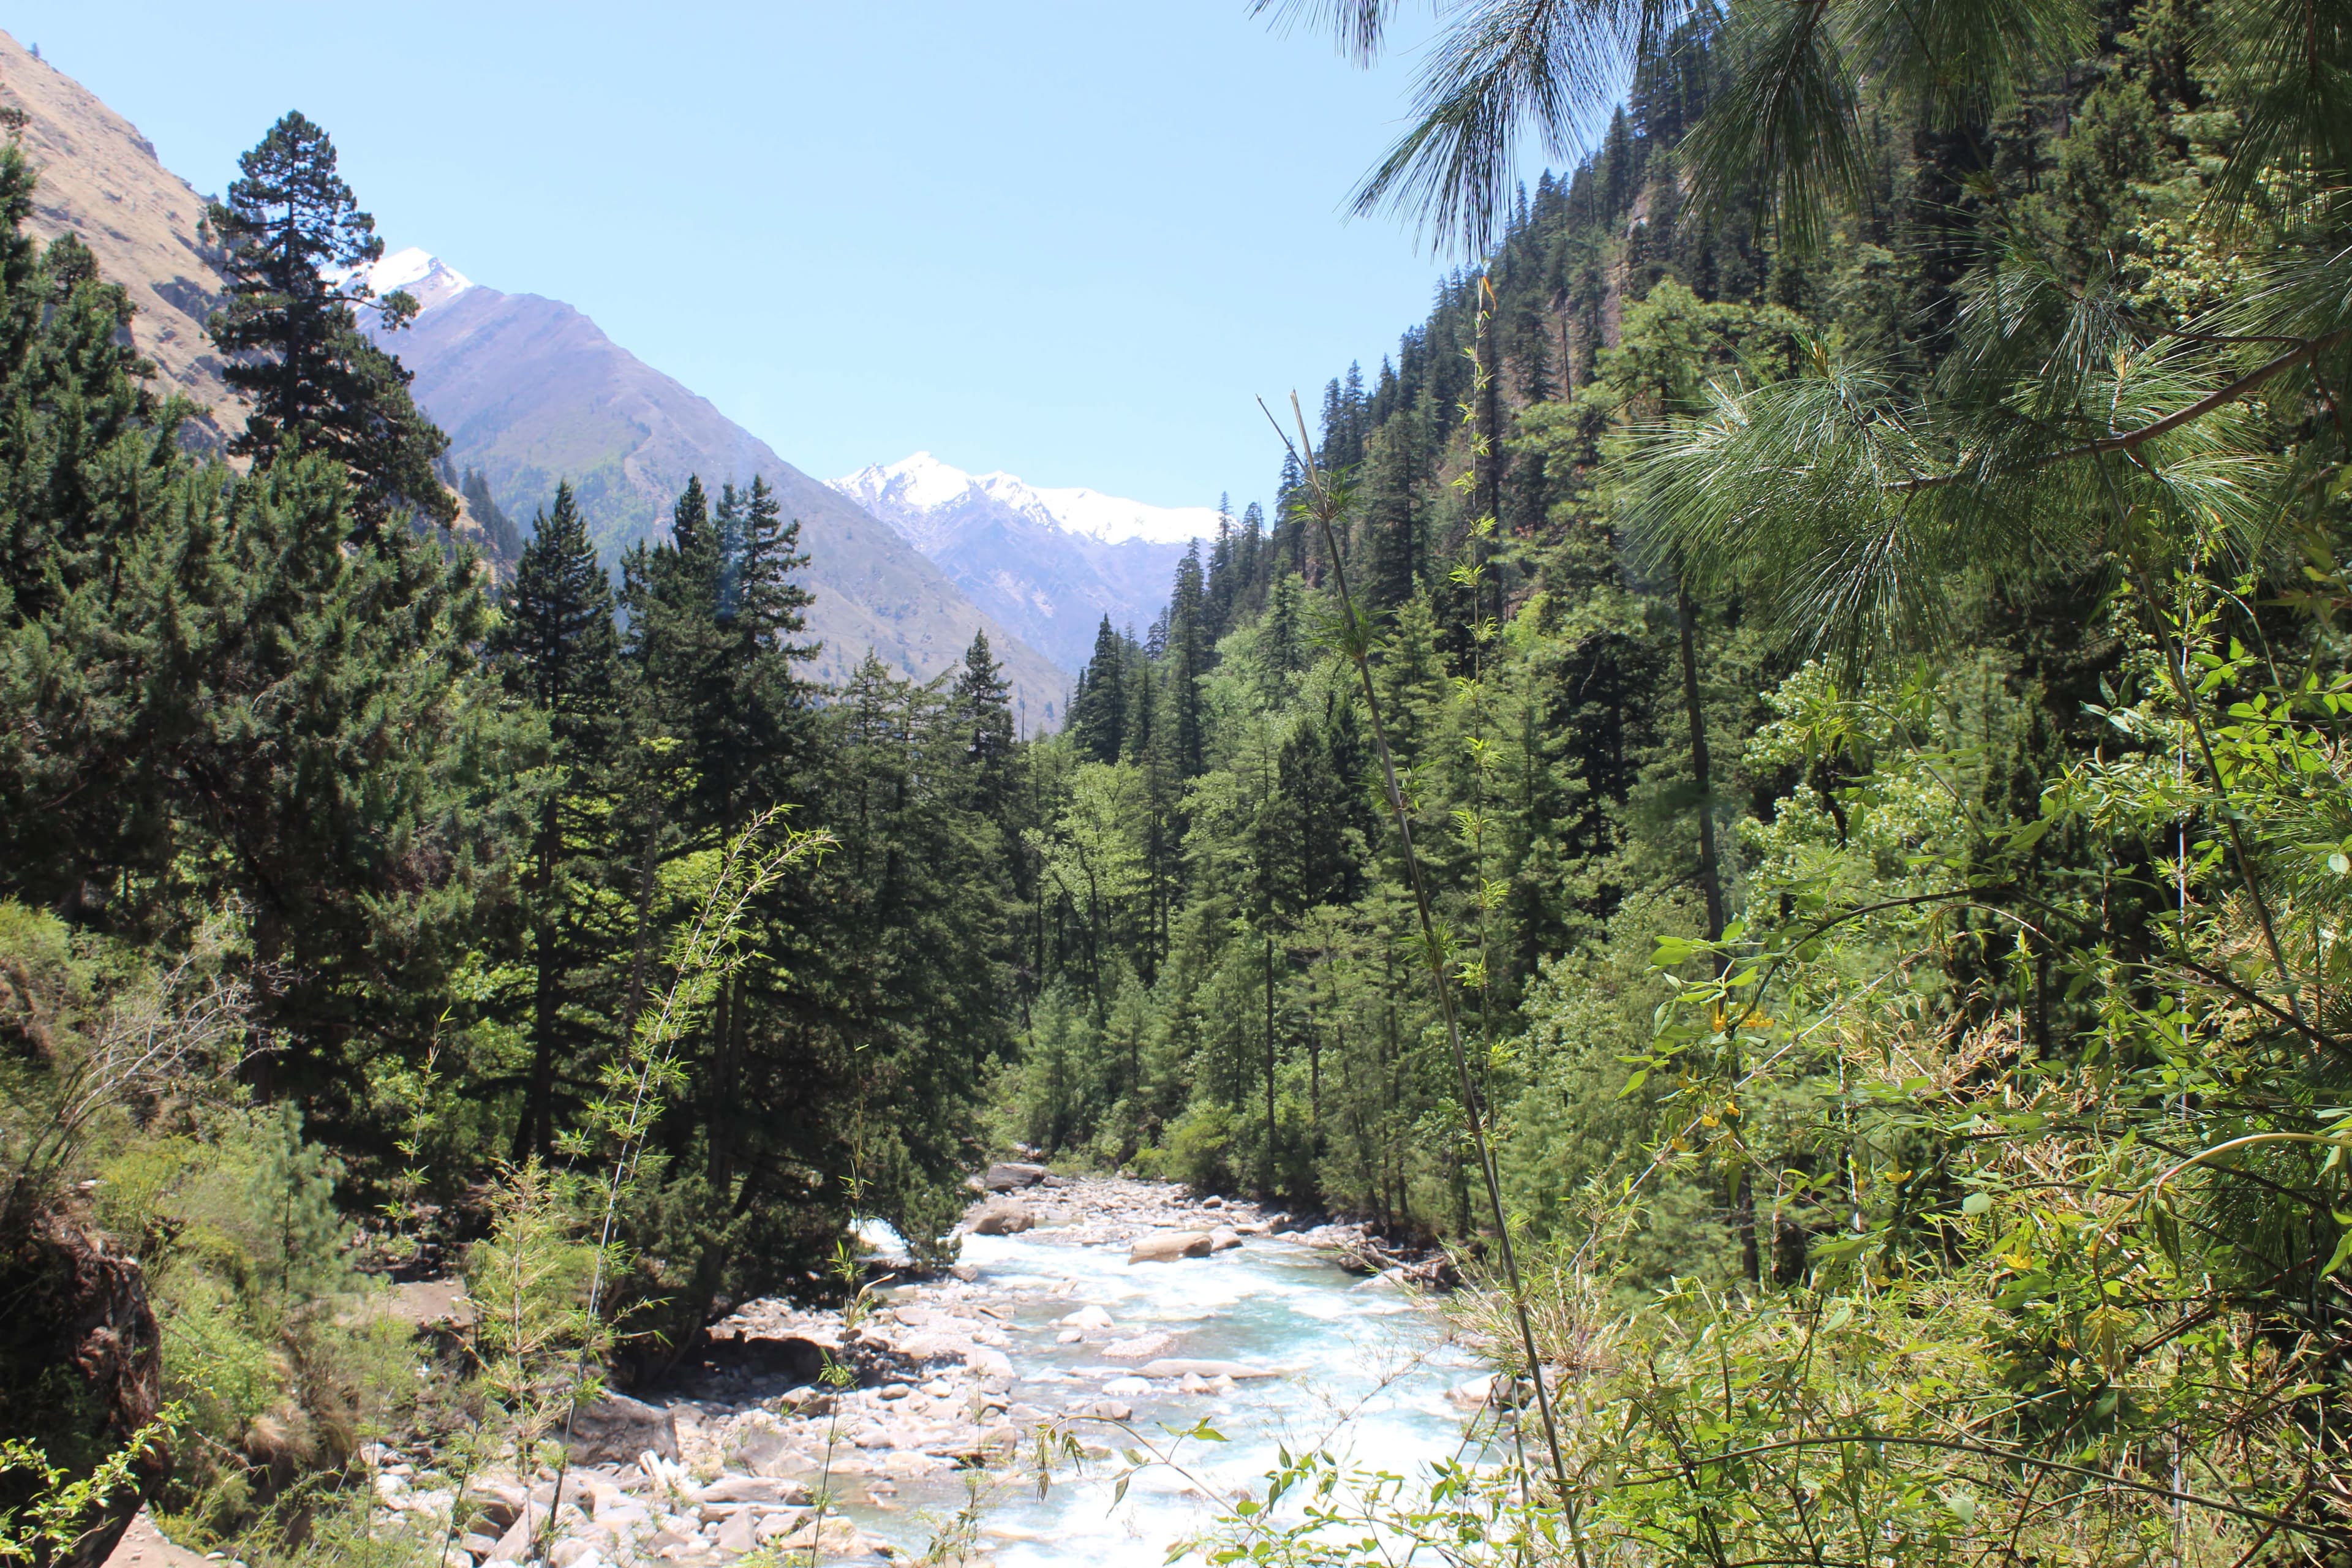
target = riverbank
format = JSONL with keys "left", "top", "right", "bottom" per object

{"left": 351, "top": 1175, "right": 1466, "bottom": 1568}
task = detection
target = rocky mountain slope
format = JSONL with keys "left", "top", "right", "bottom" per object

{"left": 346, "top": 252, "right": 1066, "bottom": 711}
{"left": 0, "top": 29, "right": 237, "bottom": 437}
{"left": 834, "top": 453, "right": 1214, "bottom": 673}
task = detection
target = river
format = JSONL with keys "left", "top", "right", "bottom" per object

{"left": 828, "top": 1183, "right": 1485, "bottom": 1565}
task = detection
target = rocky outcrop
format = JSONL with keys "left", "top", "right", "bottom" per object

{"left": 983, "top": 1163, "right": 1049, "bottom": 1192}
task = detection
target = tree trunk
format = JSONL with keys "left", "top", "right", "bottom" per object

{"left": 1264, "top": 933, "right": 1277, "bottom": 1193}
{"left": 518, "top": 790, "right": 561, "bottom": 1163}
{"left": 1676, "top": 577, "right": 1757, "bottom": 1283}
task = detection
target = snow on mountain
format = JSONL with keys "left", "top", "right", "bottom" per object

{"left": 832, "top": 453, "right": 1217, "bottom": 674}
{"left": 327, "top": 246, "right": 474, "bottom": 314}
{"left": 840, "top": 453, "right": 1222, "bottom": 550}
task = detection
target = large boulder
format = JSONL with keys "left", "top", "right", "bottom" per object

{"left": 1129, "top": 1231, "right": 1214, "bottom": 1263}
{"left": 967, "top": 1198, "right": 1034, "bottom": 1235}
{"left": 984, "top": 1162, "right": 1049, "bottom": 1192}
{"left": 562, "top": 1392, "right": 679, "bottom": 1465}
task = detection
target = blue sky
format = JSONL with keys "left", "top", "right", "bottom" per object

{"left": 12, "top": 2, "right": 1488, "bottom": 513}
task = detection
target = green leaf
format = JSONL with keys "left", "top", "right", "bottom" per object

{"left": 1961, "top": 1192, "right": 1992, "bottom": 1216}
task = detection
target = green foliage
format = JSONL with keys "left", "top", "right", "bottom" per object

{"left": 0, "top": 1417, "right": 173, "bottom": 1568}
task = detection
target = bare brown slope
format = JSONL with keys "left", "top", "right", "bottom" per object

{"left": 0, "top": 29, "right": 237, "bottom": 434}
{"left": 382, "top": 283, "right": 1067, "bottom": 713}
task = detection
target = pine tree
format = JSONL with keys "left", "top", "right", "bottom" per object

{"left": 954, "top": 630, "right": 1016, "bottom": 821}
{"left": 1069, "top": 616, "right": 1127, "bottom": 764}
{"left": 489, "top": 482, "right": 619, "bottom": 1159}
{"left": 206, "top": 112, "right": 454, "bottom": 530}
{"left": 1168, "top": 544, "right": 1210, "bottom": 780}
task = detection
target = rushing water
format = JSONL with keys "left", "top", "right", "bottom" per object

{"left": 845, "top": 1222, "right": 1482, "bottom": 1565}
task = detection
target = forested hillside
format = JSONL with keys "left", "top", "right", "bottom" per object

{"left": 1012, "top": 24, "right": 1936, "bottom": 1232}
{"left": 1011, "top": 3, "right": 2352, "bottom": 1560}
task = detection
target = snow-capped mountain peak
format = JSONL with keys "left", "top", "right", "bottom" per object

{"left": 837, "top": 453, "right": 1222, "bottom": 549}
{"left": 326, "top": 246, "right": 474, "bottom": 315}
{"left": 831, "top": 453, "right": 1227, "bottom": 673}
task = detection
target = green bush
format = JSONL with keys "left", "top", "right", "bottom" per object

{"left": 1159, "top": 1103, "right": 1240, "bottom": 1194}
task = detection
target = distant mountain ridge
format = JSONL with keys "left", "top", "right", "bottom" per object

{"left": 336, "top": 254, "right": 1066, "bottom": 714}
{"left": 834, "top": 453, "right": 1215, "bottom": 673}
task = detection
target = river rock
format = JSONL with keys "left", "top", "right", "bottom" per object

{"left": 699, "top": 1476, "right": 810, "bottom": 1506}
{"left": 1450, "top": 1374, "right": 1498, "bottom": 1408}
{"left": 729, "top": 1427, "right": 809, "bottom": 1477}
{"left": 714, "top": 1512, "right": 760, "bottom": 1555}
{"left": 1137, "top": 1358, "right": 1276, "bottom": 1381}
{"left": 1207, "top": 1226, "right": 1243, "bottom": 1251}
{"left": 1101, "top": 1374, "right": 1152, "bottom": 1396}
{"left": 764, "top": 1515, "right": 881, "bottom": 1558}
{"left": 966, "top": 1345, "right": 1015, "bottom": 1378}
{"left": 564, "top": 1392, "right": 679, "bottom": 1464}
{"left": 986, "top": 1162, "right": 1050, "bottom": 1191}
{"left": 967, "top": 1197, "right": 1034, "bottom": 1235}
{"left": 1074, "top": 1399, "right": 1134, "bottom": 1421}
{"left": 1102, "top": 1331, "right": 1178, "bottom": 1360}
{"left": 1059, "top": 1304, "right": 1114, "bottom": 1330}
{"left": 1129, "top": 1231, "right": 1214, "bottom": 1263}
{"left": 468, "top": 1477, "right": 531, "bottom": 1531}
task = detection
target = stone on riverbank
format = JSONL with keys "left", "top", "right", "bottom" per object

{"left": 1129, "top": 1231, "right": 1214, "bottom": 1262}
{"left": 967, "top": 1198, "right": 1034, "bottom": 1235}
{"left": 1137, "top": 1358, "right": 1276, "bottom": 1381}
{"left": 1208, "top": 1226, "right": 1243, "bottom": 1251}
{"left": 700, "top": 1474, "right": 811, "bottom": 1506}
{"left": 563, "top": 1392, "right": 679, "bottom": 1464}
{"left": 985, "top": 1162, "right": 1050, "bottom": 1191}
{"left": 1102, "top": 1331, "right": 1178, "bottom": 1361}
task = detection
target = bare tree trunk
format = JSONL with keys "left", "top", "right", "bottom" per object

{"left": 1676, "top": 576, "right": 1757, "bottom": 1283}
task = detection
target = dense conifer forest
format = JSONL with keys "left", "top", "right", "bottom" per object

{"left": 13, "top": 1, "right": 2352, "bottom": 1564}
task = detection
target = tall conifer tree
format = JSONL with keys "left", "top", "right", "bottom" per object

{"left": 207, "top": 112, "right": 453, "bottom": 529}
{"left": 489, "top": 482, "right": 619, "bottom": 1159}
